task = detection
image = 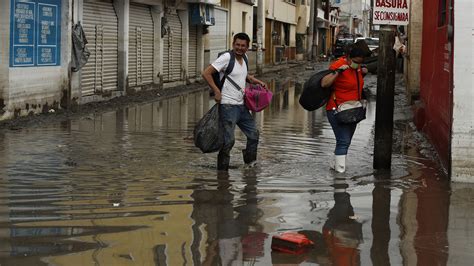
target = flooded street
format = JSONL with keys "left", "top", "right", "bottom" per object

{"left": 0, "top": 73, "right": 473, "bottom": 266}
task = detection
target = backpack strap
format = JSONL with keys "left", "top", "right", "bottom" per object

{"left": 243, "top": 54, "right": 248, "bottom": 71}
{"left": 221, "top": 50, "right": 248, "bottom": 92}
{"left": 224, "top": 50, "right": 236, "bottom": 76}
{"left": 224, "top": 50, "right": 248, "bottom": 75}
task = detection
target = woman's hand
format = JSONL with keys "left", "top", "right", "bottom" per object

{"left": 337, "top": 64, "right": 350, "bottom": 73}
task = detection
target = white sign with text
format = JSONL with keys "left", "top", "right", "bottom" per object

{"left": 373, "top": 0, "right": 410, "bottom": 26}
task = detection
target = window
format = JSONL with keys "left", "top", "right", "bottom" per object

{"left": 283, "top": 23, "right": 290, "bottom": 46}
{"left": 438, "top": 0, "right": 447, "bottom": 27}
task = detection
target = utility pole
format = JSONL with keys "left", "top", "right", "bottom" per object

{"left": 369, "top": 0, "right": 374, "bottom": 36}
{"left": 312, "top": 0, "right": 319, "bottom": 60}
{"left": 256, "top": 0, "right": 264, "bottom": 75}
{"left": 307, "top": 0, "right": 315, "bottom": 60}
{"left": 373, "top": 25, "right": 396, "bottom": 170}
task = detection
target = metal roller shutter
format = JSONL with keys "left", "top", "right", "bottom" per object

{"left": 81, "top": 0, "right": 118, "bottom": 96}
{"left": 163, "top": 11, "right": 183, "bottom": 82}
{"left": 129, "top": 3, "right": 154, "bottom": 87}
{"left": 188, "top": 26, "right": 198, "bottom": 78}
{"left": 209, "top": 8, "right": 228, "bottom": 61}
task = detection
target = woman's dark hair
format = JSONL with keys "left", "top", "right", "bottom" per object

{"left": 233, "top": 32, "right": 251, "bottom": 45}
{"left": 349, "top": 47, "right": 367, "bottom": 58}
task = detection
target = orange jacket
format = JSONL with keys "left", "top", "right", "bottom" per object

{"left": 326, "top": 57, "right": 364, "bottom": 111}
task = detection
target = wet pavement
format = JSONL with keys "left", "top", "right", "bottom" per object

{"left": 1, "top": 67, "right": 474, "bottom": 265}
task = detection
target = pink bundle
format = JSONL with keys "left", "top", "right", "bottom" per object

{"left": 244, "top": 84, "right": 273, "bottom": 112}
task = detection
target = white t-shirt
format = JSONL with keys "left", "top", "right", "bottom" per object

{"left": 211, "top": 52, "right": 248, "bottom": 105}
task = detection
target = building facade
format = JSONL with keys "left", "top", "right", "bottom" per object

{"left": 264, "top": 0, "right": 298, "bottom": 64}
{"left": 0, "top": 0, "right": 318, "bottom": 121}
{"left": 0, "top": 0, "right": 227, "bottom": 120}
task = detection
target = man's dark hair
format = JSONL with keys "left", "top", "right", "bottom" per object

{"left": 349, "top": 46, "right": 367, "bottom": 58}
{"left": 233, "top": 32, "right": 250, "bottom": 45}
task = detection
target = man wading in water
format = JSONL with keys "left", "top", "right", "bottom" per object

{"left": 202, "top": 33, "right": 267, "bottom": 171}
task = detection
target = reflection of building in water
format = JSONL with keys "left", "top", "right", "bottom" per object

{"left": 0, "top": 182, "right": 11, "bottom": 259}
{"left": 39, "top": 189, "right": 196, "bottom": 265}
{"left": 448, "top": 183, "right": 474, "bottom": 266}
{"left": 70, "top": 90, "right": 210, "bottom": 133}
{"left": 397, "top": 161, "right": 450, "bottom": 266}
{"left": 125, "top": 90, "right": 211, "bottom": 131}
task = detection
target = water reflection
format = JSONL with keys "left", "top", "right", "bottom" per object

{"left": 371, "top": 178, "right": 391, "bottom": 266}
{"left": 0, "top": 75, "right": 473, "bottom": 265}
{"left": 191, "top": 170, "right": 267, "bottom": 265}
{"left": 323, "top": 178, "right": 363, "bottom": 266}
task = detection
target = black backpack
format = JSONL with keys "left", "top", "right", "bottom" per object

{"left": 299, "top": 70, "right": 334, "bottom": 111}
{"left": 212, "top": 50, "right": 249, "bottom": 91}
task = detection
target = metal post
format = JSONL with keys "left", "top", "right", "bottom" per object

{"left": 373, "top": 25, "right": 396, "bottom": 170}
{"left": 256, "top": 0, "right": 264, "bottom": 75}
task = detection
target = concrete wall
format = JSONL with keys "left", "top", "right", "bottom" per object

{"left": 405, "top": 0, "right": 423, "bottom": 102}
{"left": 0, "top": 0, "right": 72, "bottom": 120}
{"left": 0, "top": 0, "right": 10, "bottom": 114}
{"left": 451, "top": 0, "right": 474, "bottom": 182}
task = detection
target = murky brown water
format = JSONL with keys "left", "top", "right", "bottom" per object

{"left": 0, "top": 75, "right": 473, "bottom": 265}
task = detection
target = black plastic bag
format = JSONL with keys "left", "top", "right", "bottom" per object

{"left": 194, "top": 104, "right": 223, "bottom": 153}
{"left": 71, "top": 22, "right": 90, "bottom": 72}
{"left": 299, "top": 70, "right": 334, "bottom": 111}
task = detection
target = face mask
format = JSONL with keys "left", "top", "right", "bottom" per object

{"left": 350, "top": 62, "right": 360, "bottom": 69}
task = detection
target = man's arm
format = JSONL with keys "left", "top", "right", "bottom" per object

{"left": 202, "top": 65, "right": 222, "bottom": 102}
{"left": 247, "top": 74, "right": 267, "bottom": 87}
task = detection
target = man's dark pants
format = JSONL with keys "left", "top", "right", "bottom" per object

{"left": 218, "top": 104, "right": 259, "bottom": 171}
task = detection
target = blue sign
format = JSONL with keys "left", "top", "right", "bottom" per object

{"left": 10, "top": 0, "right": 61, "bottom": 67}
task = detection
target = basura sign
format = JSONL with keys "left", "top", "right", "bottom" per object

{"left": 373, "top": 0, "right": 410, "bottom": 26}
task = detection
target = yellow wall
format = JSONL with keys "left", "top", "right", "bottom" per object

{"left": 265, "top": 0, "right": 297, "bottom": 25}
{"left": 290, "top": 25, "right": 297, "bottom": 46}
{"left": 229, "top": 2, "right": 255, "bottom": 47}
{"left": 296, "top": 0, "right": 310, "bottom": 34}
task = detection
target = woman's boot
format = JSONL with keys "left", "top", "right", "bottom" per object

{"left": 334, "top": 155, "right": 346, "bottom": 173}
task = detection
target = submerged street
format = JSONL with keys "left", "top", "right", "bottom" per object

{"left": 0, "top": 67, "right": 473, "bottom": 265}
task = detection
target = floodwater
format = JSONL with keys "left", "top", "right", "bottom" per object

{"left": 0, "top": 76, "right": 473, "bottom": 266}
